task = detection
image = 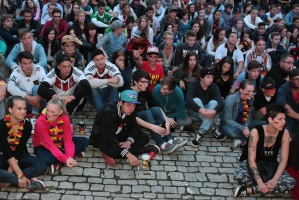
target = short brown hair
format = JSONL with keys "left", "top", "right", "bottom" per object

{"left": 18, "top": 28, "right": 31, "bottom": 38}
{"left": 186, "top": 30, "right": 196, "bottom": 39}
{"left": 1, "top": 14, "right": 12, "bottom": 26}
{"left": 160, "top": 75, "right": 177, "bottom": 91}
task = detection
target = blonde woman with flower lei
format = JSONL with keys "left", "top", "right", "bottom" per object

{"left": 33, "top": 98, "right": 88, "bottom": 174}
{"left": 0, "top": 96, "right": 47, "bottom": 190}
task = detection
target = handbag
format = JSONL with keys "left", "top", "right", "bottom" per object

{"left": 247, "top": 160, "right": 279, "bottom": 184}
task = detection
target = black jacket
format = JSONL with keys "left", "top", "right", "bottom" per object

{"left": 265, "top": 65, "right": 288, "bottom": 90}
{"left": 16, "top": 19, "right": 41, "bottom": 36}
{"left": 89, "top": 101, "right": 140, "bottom": 157}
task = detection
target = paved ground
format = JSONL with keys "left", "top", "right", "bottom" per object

{"left": 0, "top": 104, "right": 294, "bottom": 200}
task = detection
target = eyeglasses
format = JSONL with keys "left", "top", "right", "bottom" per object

{"left": 139, "top": 81, "right": 149, "bottom": 84}
{"left": 53, "top": 15, "right": 61, "bottom": 18}
{"left": 292, "top": 78, "right": 299, "bottom": 81}
{"left": 282, "top": 61, "right": 294, "bottom": 65}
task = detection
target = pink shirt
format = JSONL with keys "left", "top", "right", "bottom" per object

{"left": 33, "top": 114, "right": 75, "bottom": 164}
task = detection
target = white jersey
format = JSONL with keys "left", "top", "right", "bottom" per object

{"left": 43, "top": 67, "right": 86, "bottom": 96}
{"left": 9, "top": 65, "right": 46, "bottom": 95}
{"left": 84, "top": 60, "right": 120, "bottom": 89}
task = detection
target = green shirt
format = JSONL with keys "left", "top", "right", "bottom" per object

{"left": 91, "top": 11, "right": 113, "bottom": 25}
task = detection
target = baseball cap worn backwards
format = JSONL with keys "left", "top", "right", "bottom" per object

{"left": 56, "top": 54, "right": 71, "bottom": 65}
{"left": 121, "top": 90, "right": 141, "bottom": 104}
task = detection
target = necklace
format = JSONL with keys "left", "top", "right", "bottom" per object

{"left": 4, "top": 114, "right": 25, "bottom": 151}
{"left": 240, "top": 96, "right": 252, "bottom": 123}
{"left": 47, "top": 118, "right": 64, "bottom": 149}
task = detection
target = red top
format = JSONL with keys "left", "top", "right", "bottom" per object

{"left": 139, "top": 61, "right": 165, "bottom": 92}
{"left": 40, "top": 19, "right": 69, "bottom": 40}
{"left": 33, "top": 114, "right": 75, "bottom": 164}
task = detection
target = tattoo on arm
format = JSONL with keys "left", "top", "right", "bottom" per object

{"left": 251, "top": 167, "right": 261, "bottom": 181}
{"left": 248, "top": 135, "right": 254, "bottom": 148}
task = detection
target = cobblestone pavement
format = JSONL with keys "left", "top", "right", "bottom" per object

{"left": 0, "top": 104, "right": 294, "bottom": 199}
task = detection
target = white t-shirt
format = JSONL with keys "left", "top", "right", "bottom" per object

{"left": 243, "top": 49, "right": 272, "bottom": 72}
{"left": 43, "top": 67, "right": 86, "bottom": 96}
{"left": 9, "top": 65, "right": 46, "bottom": 95}
{"left": 84, "top": 60, "right": 120, "bottom": 89}
{"left": 215, "top": 43, "right": 244, "bottom": 70}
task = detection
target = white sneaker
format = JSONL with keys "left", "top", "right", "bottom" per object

{"left": 30, "top": 119, "right": 37, "bottom": 134}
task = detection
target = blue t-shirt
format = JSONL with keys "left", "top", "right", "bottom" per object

{"left": 236, "top": 72, "right": 264, "bottom": 91}
{"left": 259, "top": 13, "right": 269, "bottom": 21}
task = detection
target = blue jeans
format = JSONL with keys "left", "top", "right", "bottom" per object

{"left": 220, "top": 121, "right": 247, "bottom": 142}
{"left": 34, "top": 137, "right": 89, "bottom": 166}
{"left": 187, "top": 98, "right": 218, "bottom": 134}
{"left": 90, "top": 86, "right": 119, "bottom": 112}
{"left": 0, "top": 153, "right": 47, "bottom": 186}
{"left": 137, "top": 107, "right": 173, "bottom": 146}
{"left": 176, "top": 114, "right": 192, "bottom": 127}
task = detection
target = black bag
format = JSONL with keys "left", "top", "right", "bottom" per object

{"left": 247, "top": 160, "right": 279, "bottom": 184}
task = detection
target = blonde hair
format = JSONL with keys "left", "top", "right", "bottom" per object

{"left": 48, "top": 98, "right": 68, "bottom": 115}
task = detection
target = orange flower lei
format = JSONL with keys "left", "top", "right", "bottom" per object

{"left": 4, "top": 114, "right": 25, "bottom": 151}
{"left": 47, "top": 119, "right": 64, "bottom": 149}
{"left": 240, "top": 96, "right": 252, "bottom": 123}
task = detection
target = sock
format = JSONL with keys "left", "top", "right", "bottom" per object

{"left": 167, "top": 139, "right": 173, "bottom": 144}
{"left": 180, "top": 126, "right": 184, "bottom": 130}
{"left": 160, "top": 142, "right": 166, "bottom": 149}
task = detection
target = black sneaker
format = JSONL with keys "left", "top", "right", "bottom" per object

{"left": 142, "top": 144, "right": 160, "bottom": 154}
{"left": 181, "top": 125, "right": 195, "bottom": 132}
{"left": 234, "top": 186, "right": 247, "bottom": 197}
{"left": 211, "top": 128, "right": 226, "bottom": 141}
{"left": 191, "top": 133, "right": 203, "bottom": 147}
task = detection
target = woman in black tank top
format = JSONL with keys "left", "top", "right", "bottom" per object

{"left": 233, "top": 103, "right": 295, "bottom": 197}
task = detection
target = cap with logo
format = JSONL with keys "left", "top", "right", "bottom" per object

{"left": 120, "top": 90, "right": 141, "bottom": 104}
{"left": 233, "top": 7, "right": 241, "bottom": 13}
{"left": 61, "top": 35, "right": 74, "bottom": 44}
{"left": 133, "top": 29, "right": 146, "bottom": 38}
{"left": 56, "top": 54, "right": 71, "bottom": 65}
{"left": 200, "top": 67, "right": 215, "bottom": 78}
{"left": 146, "top": 46, "right": 160, "bottom": 55}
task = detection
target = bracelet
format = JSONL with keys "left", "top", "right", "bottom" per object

{"left": 17, "top": 174, "right": 24, "bottom": 179}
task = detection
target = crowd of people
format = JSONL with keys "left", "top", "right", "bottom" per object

{"left": 1, "top": 0, "right": 299, "bottom": 198}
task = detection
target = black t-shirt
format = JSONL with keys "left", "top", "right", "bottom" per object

{"left": 130, "top": 88, "right": 158, "bottom": 112}
{"left": 253, "top": 90, "right": 276, "bottom": 111}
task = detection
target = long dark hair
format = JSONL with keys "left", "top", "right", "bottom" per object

{"left": 182, "top": 51, "right": 200, "bottom": 77}
{"left": 240, "top": 29, "right": 251, "bottom": 43}
{"left": 24, "top": 0, "right": 37, "bottom": 12}
{"left": 42, "top": 26, "right": 58, "bottom": 57}
{"left": 66, "top": 26, "right": 82, "bottom": 39}
{"left": 190, "top": 20, "right": 204, "bottom": 41}
{"left": 214, "top": 56, "right": 234, "bottom": 85}
{"left": 84, "top": 22, "right": 99, "bottom": 44}
{"left": 213, "top": 27, "right": 226, "bottom": 46}
{"left": 187, "top": 4, "right": 196, "bottom": 19}
{"left": 111, "top": 49, "right": 129, "bottom": 69}
{"left": 67, "top": 3, "right": 78, "bottom": 22}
